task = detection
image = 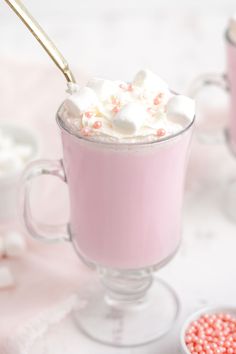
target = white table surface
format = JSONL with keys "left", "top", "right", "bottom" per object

{"left": 1, "top": 0, "right": 236, "bottom": 353}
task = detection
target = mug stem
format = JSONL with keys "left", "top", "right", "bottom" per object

{"left": 100, "top": 270, "right": 153, "bottom": 304}
{"left": 73, "top": 266, "right": 179, "bottom": 347}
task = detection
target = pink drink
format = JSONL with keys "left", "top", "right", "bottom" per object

{"left": 227, "top": 34, "right": 236, "bottom": 154}
{"left": 21, "top": 70, "right": 195, "bottom": 345}
{"left": 60, "top": 124, "right": 193, "bottom": 269}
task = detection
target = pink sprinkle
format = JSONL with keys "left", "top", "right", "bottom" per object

{"left": 147, "top": 107, "right": 152, "bottom": 113}
{"left": 81, "top": 127, "right": 91, "bottom": 136}
{"left": 153, "top": 92, "right": 165, "bottom": 105}
{"left": 224, "top": 315, "right": 232, "bottom": 322}
{"left": 127, "top": 83, "right": 133, "bottom": 92}
{"left": 224, "top": 341, "right": 231, "bottom": 348}
{"left": 156, "top": 128, "right": 166, "bottom": 137}
{"left": 153, "top": 96, "right": 161, "bottom": 105}
{"left": 227, "top": 349, "right": 234, "bottom": 353}
{"left": 195, "top": 344, "right": 203, "bottom": 351}
{"left": 112, "top": 106, "right": 120, "bottom": 114}
{"left": 85, "top": 111, "right": 93, "bottom": 118}
{"left": 186, "top": 335, "right": 193, "bottom": 344}
{"left": 93, "top": 121, "right": 102, "bottom": 129}
{"left": 206, "top": 328, "right": 213, "bottom": 335}
{"left": 111, "top": 96, "right": 120, "bottom": 105}
{"left": 188, "top": 344, "right": 195, "bottom": 351}
{"left": 185, "top": 313, "right": 236, "bottom": 354}
{"left": 196, "top": 338, "right": 204, "bottom": 345}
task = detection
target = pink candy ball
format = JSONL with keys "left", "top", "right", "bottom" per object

{"left": 185, "top": 313, "right": 236, "bottom": 354}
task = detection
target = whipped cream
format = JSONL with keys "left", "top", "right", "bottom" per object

{"left": 60, "top": 69, "right": 195, "bottom": 142}
{"left": 228, "top": 14, "right": 236, "bottom": 44}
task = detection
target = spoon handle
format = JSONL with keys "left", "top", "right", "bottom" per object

{"left": 4, "top": 0, "right": 76, "bottom": 83}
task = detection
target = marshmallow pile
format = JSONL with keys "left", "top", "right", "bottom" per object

{"left": 229, "top": 14, "right": 236, "bottom": 44}
{"left": 0, "top": 128, "right": 33, "bottom": 178}
{"left": 0, "top": 231, "right": 26, "bottom": 289}
{"left": 0, "top": 266, "right": 14, "bottom": 289}
{"left": 0, "top": 231, "right": 26, "bottom": 258}
{"left": 60, "top": 69, "right": 195, "bottom": 142}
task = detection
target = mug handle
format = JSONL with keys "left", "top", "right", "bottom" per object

{"left": 188, "top": 72, "right": 230, "bottom": 144}
{"left": 19, "top": 159, "right": 70, "bottom": 243}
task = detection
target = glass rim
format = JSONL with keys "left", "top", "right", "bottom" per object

{"left": 225, "top": 28, "right": 236, "bottom": 47}
{"left": 56, "top": 105, "right": 195, "bottom": 148}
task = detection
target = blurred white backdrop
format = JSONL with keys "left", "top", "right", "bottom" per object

{"left": 1, "top": 2, "right": 236, "bottom": 353}
{"left": 1, "top": 0, "right": 235, "bottom": 89}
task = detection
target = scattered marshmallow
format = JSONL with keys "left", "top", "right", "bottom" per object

{"left": 15, "top": 145, "right": 33, "bottom": 162}
{"left": 0, "top": 151, "right": 24, "bottom": 175}
{"left": 0, "top": 129, "right": 34, "bottom": 177}
{"left": 64, "top": 87, "right": 100, "bottom": 116}
{"left": 133, "top": 69, "right": 168, "bottom": 93}
{"left": 4, "top": 231, "right": 26, "bottom": 257}
{"left": 0, "top": 266, "right": 14, "bottom": 289}
{"left": 87, "top": 78, "right": 119, "bottom": 101}
{"left": 0, "top": 134, "right": 14, "bottom": 150}
{"left": 229, "top": 14, "right": 236, "bottom": 44}
{"left": 166, "top": 95, "right": 195, "bottom": 127}
{"left": 113, "top": 102, "right": 149, "bottom": 135}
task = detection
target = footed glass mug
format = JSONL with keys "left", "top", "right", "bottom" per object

{"left": 189, "top": 27, "right": 236, "bottom": 221}
{"left": 20, "top": 108, "right": 194, "bottom": 347}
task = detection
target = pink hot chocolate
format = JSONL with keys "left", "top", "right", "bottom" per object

{"left": 58, "top": 70, "right": 195, "bottom": 269}
{"left": 60, "top": 127, "right": 193, "bottom": 269}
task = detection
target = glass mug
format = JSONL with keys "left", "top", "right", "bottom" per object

{"left": 189, "top": 27, "right": 236, "bottom": 222}
{"left": 20, "top": 107, "right": 194, "bottom": 347}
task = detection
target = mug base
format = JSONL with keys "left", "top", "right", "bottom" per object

{"left": 73, "top": 277, "right": 179, "bottom": 347}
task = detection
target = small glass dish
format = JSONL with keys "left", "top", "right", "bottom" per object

{"left": 180, "top": 306, "right": 236, "bottom": 353}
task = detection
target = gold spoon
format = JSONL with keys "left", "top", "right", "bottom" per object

{"left": 4, "top": 0, "right": 76, "bottom": 84}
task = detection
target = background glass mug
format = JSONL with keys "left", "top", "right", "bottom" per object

{"left": 189, "top": 26, "right": 236, "bottom": 222}
{"left": 20, "top": 108, "right": 194, "bottom": 347}
{"left": 188, "top": 28, "right": 236, "bottom": 151}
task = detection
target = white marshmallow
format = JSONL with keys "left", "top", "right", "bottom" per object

{"left": 0, "top": 135, "right": 14, "bottom": 150}
{"left": 5, "top": 231, "right": 26, "bottom": 257}
{"left": 166, "top": 95, "right": 195, "bottom": 127}
{"left": 0, "top": 266, "right": 14, "bottom": 289}
{"left": 64, "top": 87, "right": 99, "bottom": 116}
{"left": 133, "top": 69, "right": 168, "bottom": 93}
{"left": 113, "top": 102, "right": 149, "bottom": 135}
{"left": 0, "top": 151, "right": 24, "bottom": 175}
{"left": 229, "top": 15, "right": 236, "bottom": 44}
{"left": 87, "top": 78, "right": 119, "bottom": 101}
{"left": 66, "top": 82, "right": 80, "bottom": 94}
{"left": 15, "top": 144, "right": 33, "bottom": 161}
